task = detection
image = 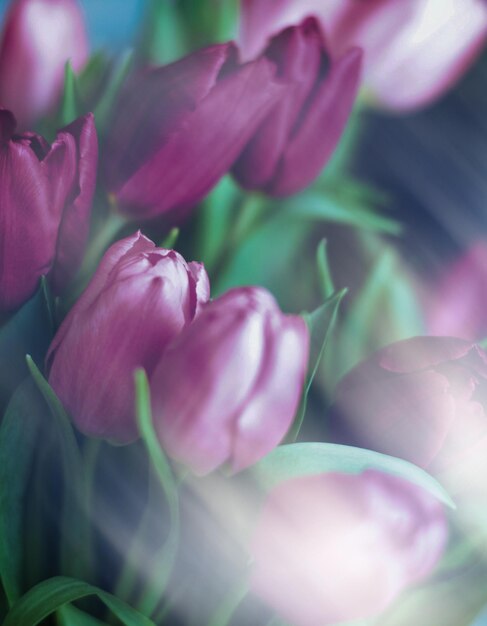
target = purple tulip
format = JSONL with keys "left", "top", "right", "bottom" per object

{"left": 239, "top": 0, "right": 487, "bottom": 112}
{"left": 0, "top": 0, "right": 88, "bottom": 128}
{"left": 232, "top": 18, "right": 362, "bottom": 196}
{"left": 426, "top": 242, "right": 487, "bottom": 341}
{"left": 0, "top": 109, "right": 97, "bottom": 312}
{"left": 250, "top": 470, "right": 447, "bottom": 626}
{"left": 103, "top": 43, "right": 286, "bottom": 221}
{"left": 47, "top": 232, "right": 210, "bottom": 443}
{"left": 330, "top": 337, "right": 487, "bottom": 499}
{"left": 150, "top": 287, "right": 309, "bottom": 475}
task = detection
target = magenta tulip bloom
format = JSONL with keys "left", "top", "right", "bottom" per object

{"left": 0, "top": 109, "right": 97, "bottom": 312}
{"left": 330, "top": 337, "right": 487, "bottom": 495}
{"left": 48, "top": 232, "right": 210, "bottom": 443}
{"left": 103, "top": 42, "right": 285, "bottom": 221}
{"left": 426, "top": 242, "right": 487, "bottom": 341}
{"left": 240, "top": 0, "right": 487, "bottom": 112}
{"left": 251, "top": 470, "right": 447, "bottom": 626}
{"left": 0, "top": 0, "right": 88, "bottom": 128}
{"left": 233, "top": 18, "right": 362, "bottom": 196}
{"left": 150, "top": 287, "right": 309, "bottom": 475}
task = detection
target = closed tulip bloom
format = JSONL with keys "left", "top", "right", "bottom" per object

{"left": 426, "top": 242, "right": 487, "bottom": 341}
{"left": 151, "top": 287, "right": 309, "bottom": 475}
{"left": 0, "top": 109, "right": 97, "bottom": 311}
{"left": 232, "top": 18, "right": 362, "bottom": 196}
{"left": 330, "top": 337, "right": 487, "bottom": 499}
{"left": 103, "top": 43, "right": 286, "bottom": 221}
{"left": 240, "top": 0, "right": 487, "bottom": 112}
{"left": 250, "top": 470, "right": 447, "bottom": 626}
{"left": 0, "top": 0, "right": 88, "bottom": 128}
{"left": 48, "top": 232, "right": 210, "bottom": 443}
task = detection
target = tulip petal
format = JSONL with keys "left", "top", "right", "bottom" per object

{"left": 50, "top": 113, "right": 98, "bottom": 292}
{"left": 232, "top": 315, "right": 309, "bottom": 472}
{"left": 104, "top": 43, "right": 232, "bottom": 193}
{"left": 333, "top": 369, "right": 456, "bottom": 469}
{"left": 115, "top": 56, "right": 286, "bottom": 220}
{"left": 268, "top": 47, "right": 362, "bottom": 196}
{"left": 0, "top": 140, "right": 58, "bottom": 310}
{"left": 48, "top": 234, "right": 207, "bottom": 443}
{"left": 0, "top": 0, "right": 88, "bottom": 127}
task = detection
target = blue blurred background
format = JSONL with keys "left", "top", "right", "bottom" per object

{"left": 0, "top": 0, "right": 148, "bottom": 50}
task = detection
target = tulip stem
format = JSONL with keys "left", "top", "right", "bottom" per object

{"left": 123, "top": 370, "right": 180, "bottom": 621}
{"left": 206, "top": 579, "right": 249, "bottom": 626}
{"left": 70, "top": 212, "right": 127, "bottom": 300}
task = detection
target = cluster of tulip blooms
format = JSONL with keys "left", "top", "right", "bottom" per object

{"left": 1, "top": 1, "right": 487, "bottom": 625}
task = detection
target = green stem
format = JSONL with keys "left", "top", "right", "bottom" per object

{"left": 206, "top": 580, "right": 249, "bottom": 626}
{"left": 212, "top": 194, "right": 270, "bottom": 286}
{"left": 81, "top": 212, "right": 126, "bottom": 277}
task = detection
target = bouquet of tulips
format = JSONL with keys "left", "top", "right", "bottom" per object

{"left": 1, "top": 1, "right": 487, "bottom": 625}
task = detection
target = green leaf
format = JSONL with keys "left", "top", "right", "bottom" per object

{"left": 57, "top": 604, "right": 107, "bottom": 626}
{"left": 196, "top": 175, "right": 242, "bottom": 271}
{"left": 251, "top": 442, "right": 455, "bottom": 508}
{"left": 160, "top": 228, "right": 180, "bottom": 250}
{"left": 140, "top": 0, "right": 189, "bottom": 64}
{"left": 2, "top": 576, "right": 156, "bottom": 626}
{"left": 0, "top": 279, "right": 53, "bottom": 409}
{"left": 316, "top": 239, "right": 335, "bottom": 300}
{"left": 0, "top": 380, "right": 45, "bottom": 606}
{"left": 305, "top": 289, "right": 347, "bottom": 396}
{"left": 60, "top": 61, "right": 78, "bottom": 125}
{"left": 94, "top": 49, "right": 134, "bottom": 130}
{"left": 280, "top": 190, "right": 400, "bottom": 235}
{"left": 26, "top": 357, "right": 92, "bottom": 581}
{"left": 286, "top": 290, "right": 346, "bottom": 442}
{"left": 129, "top": 370, "right": 179, "bottom": 620}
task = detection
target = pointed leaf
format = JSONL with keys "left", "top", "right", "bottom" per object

{"left": 0, "top": 280, "right": 53, "bottom": 410}
{"left": 2, "top": 576, "right": 156, "bottom": 626}
{"left": 252, "top": 442, "right": 455, "bottom": 508}
{"left": 60, "top": 61, "right": 79, "bottom": 125}
{"left": 0, "top": 380, "right": 45, "bottom": 606}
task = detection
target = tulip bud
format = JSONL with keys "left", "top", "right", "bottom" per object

{"left": 232, "top": 18, "right": 362, "bottom": 196}
{"left": 0, "top": 109, "right": 97, "bottom": 312}
{"left": 329, "top": 337, "right": 487, "bottom": 495}
{"left": 103, "top": 42, "right": 286, "bottom": 221}
{"left": 0, "top": 0, "right": 88, "bottom": 128}
{"left": 150, "top": 287, "right": 309, "bottom": 475}
{"left": 426, "top": 242, "right": 487, "bottom": 341}
{"left": 250, "top": 470, "right": 448, "bottom": 626}
{"left": 240, "top": 0, "right": 487, "bottom": 112}
{"left": 47, "top": 232, "right": 210, "bottom": 443}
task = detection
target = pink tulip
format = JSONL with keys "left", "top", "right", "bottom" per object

{"left": 48, "top": 232, "right": 210, "bottom": 443}
{"left": 0, "top": 109, "right": 97, "bottom": 311}
{"left": 103, "top": 42, "right": 286, "bottom": 221}
{"left": 329, "top": 337, "right": 487, "bottom": 501}
{"left": 0, "top": 0, "right": 88, "bottom": 128}
{"left": 251, "top": 470, "right": 447, "bottom": 626}
{"left": 150, "top": 287, "right": 309, "bottom": 475}
{"left": 233, "top": 18, "right": 361, "bottom": 195}
{"left": 240, "top": 0, "right": 487, "bottom": 111}
{"left": 426, "top": 242, "right": 487, "bottom": 341}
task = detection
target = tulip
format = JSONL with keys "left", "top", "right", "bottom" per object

{"left": 329, "top": 337, "right": 487, "bottom": 499}
{"left": 426, "top": 242, "right": 487, "bottom": 341}
{"left": 103, "top": 42, "right": 286, "bottom": 221}
{"left": 0, "top": 0, "right": 88, "bottom": 128}
{"left": 250, "top": 470, "right": 448, "bottom": 626}
{"left": 232, "top": 18, "right": 362, "bottom": 196}
{"left": 239, "top": 0, "right": 487, "bottom": 112}
{"left": 0, "top": 108, "right": 97, "bottom": 312}
{"left": 150, "top": 287, "right": 309, "bottom": 475}
{"left": 47, "top": 232, "right": 210, "bottom": 443}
